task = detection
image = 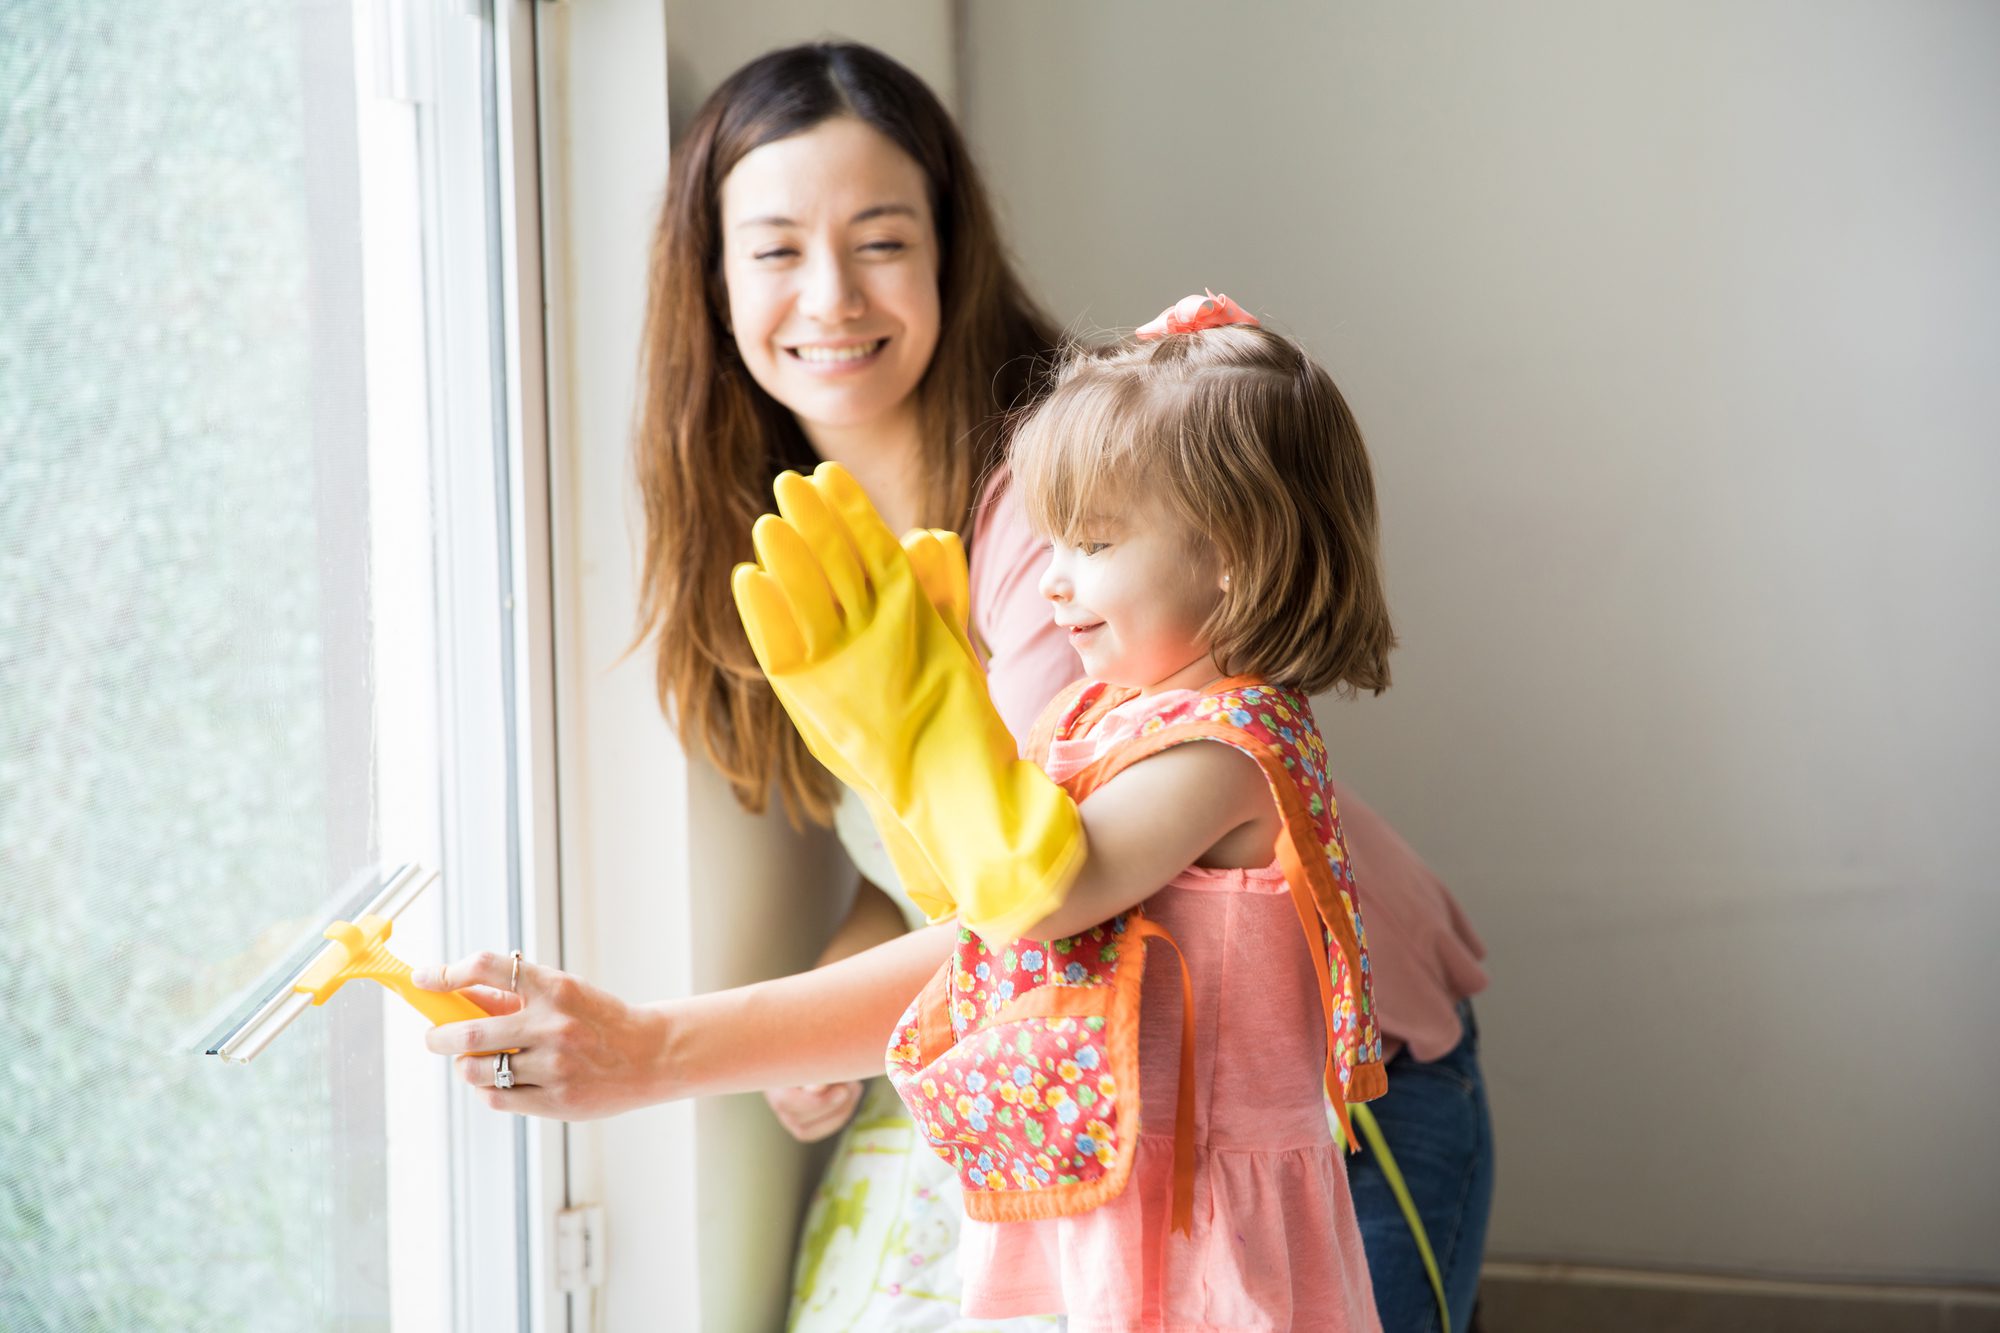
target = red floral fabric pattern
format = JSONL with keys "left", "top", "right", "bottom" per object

{"left": 886, "top": 920, "right": 1132, "bottom": 1197}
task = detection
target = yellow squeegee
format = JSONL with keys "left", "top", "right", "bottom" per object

{"left": 204, "top": 863, "right": 499, "bottom": 1063}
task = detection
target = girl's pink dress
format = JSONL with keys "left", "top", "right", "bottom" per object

{"left": 954, "top": 689, "right": 1384, "bottom": 1333}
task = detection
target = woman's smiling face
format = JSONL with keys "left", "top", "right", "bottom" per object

{"left": 719, "top": 117, "right": 942, "bottom": 440}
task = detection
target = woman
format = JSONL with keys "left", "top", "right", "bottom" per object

{"left": 418, "top": 42, "right": 1491, "bottom": 1333}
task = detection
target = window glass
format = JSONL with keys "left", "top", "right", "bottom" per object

{"left": 1, "top": 3, "right": 446, "bottom": 1327}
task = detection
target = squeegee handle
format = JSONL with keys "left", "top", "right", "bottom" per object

{"left": 387, "top": 973, "right": 491, "bottom": 1027}
{"left": 298, "top": 917, "right": 506, "bottom": 1038}
{"left": 356, "top": 961, "right": 517, "bottom": 1057}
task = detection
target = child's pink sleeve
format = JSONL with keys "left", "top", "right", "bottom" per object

{"left": 968, "top": 470, "right": 1084, "bottom": 751}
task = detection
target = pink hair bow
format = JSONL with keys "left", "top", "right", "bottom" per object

{"left": 1135, "top": 289, "right": 1260, "bottom": 340}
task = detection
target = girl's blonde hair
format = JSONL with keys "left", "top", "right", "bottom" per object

{"left": 1009, "top": 324, "right": 1395, "bottom": 696}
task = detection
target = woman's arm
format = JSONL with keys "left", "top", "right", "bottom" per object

{"left": 417, "top": 921, "right": 957, "bottom": 1120}
{"left": 670, "top": 919, "right": 955, "bottom": 1093}
{"left": 762, "top": 876, "right": 911, "bottom": 1140}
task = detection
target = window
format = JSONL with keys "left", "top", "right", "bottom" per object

{"left": 0, "top": 2, "right": 558, "bottom": 1328}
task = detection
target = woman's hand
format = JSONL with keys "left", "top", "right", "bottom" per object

{"left": 416, "top": 924, "right": 959, "bottom": 1117}
{"left": 763, "top": 1080, "right": 865, "bottom": 1142}
{"left": 414, "top": 952, "right": 671, "bottom": 1121}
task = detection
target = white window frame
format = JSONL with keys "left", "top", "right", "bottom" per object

{"left": 354, "top": 0, "right": 454, "bottom": 1325}
{"left": 362, "top": 1, "right": 568, "bottom": 1329}
{"left": 526, "top": 0, "right": 706, "bottom": 1325}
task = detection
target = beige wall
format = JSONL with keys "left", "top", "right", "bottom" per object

{"left": 664, "top": 0, "right": 953, "bottom": 135}
{"left": 961, "top": 0, "right": 2000, "bottom": 1285}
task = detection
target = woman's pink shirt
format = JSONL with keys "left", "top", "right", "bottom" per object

{"left": 969, "top": 471, "right": 1488, "bottom": 1063}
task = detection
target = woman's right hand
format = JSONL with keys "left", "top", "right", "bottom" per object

{"left": 416, "top": 924, "right": 958, "bottom": 1117}
{"left": 763, "top": 1080, "right": 865, "bottom": 1142}
{"left": 414, "top": 951, "right": 673, "bottom": 1121}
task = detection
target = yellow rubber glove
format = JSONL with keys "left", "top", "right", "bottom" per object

{"left": 836, "top": 524, "right": 973, "bottom": 923}
{"left": 733, "top": 463, "right": 1085, "bottom": 942}
{"left": 902, "top": 525, "right": 977, "bottom": 666}
{"left": 751, "top": 476, "right": 971, "bottom": 920}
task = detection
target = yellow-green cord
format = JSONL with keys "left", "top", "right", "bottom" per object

{"left": 1351, "top": 1103, "right": 1450, "bottom": 1333}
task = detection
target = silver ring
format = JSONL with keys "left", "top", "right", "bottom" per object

{"left": 494, "top": 1051, "right": 514, "bottom": 1090}
{"left": 509, "top": 949, "right": 523, "bottom": 994}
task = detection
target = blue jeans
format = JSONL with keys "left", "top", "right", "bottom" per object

{"left": 1348, "top": 1001, "right": 1494, "bottom": 1333}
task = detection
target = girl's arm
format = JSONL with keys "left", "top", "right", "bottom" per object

{"left": 1017, "top": 738, "right": 1277, "bottom": 942}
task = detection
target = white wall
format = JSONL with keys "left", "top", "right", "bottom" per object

{"left": 960, "top": 1, "right": 2000, "bottom": 1286}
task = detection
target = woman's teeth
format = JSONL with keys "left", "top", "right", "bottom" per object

{"left": 790, "top": 340, "right": 886, "bottom": 364}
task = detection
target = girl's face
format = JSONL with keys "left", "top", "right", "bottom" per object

{"left": 719, "top": 117, "right": 943, "bottom": 442}
{"left": 1039, "top": 491, "right": 1229, "bottom": 693}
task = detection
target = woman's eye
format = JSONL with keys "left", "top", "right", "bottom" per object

{"left": 860, "top": 239, "right": 906, "bottom": 255}
{"left": 752, "top": 247, "right": 798, "bottom": 262}
{"left": 1080, "top": 541, "right": 1108, "bottom": 556}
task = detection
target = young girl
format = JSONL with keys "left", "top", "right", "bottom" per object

{"left": 734, "top": 292, "right": 1396, "bottom": 1330}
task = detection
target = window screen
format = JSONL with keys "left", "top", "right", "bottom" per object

{"left": 2, "top": 3, "right": 440, "bottom": 1327}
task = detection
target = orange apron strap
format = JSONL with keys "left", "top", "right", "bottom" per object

{"left": 1024, "top": 678, "right": 1131, "bottom": 769}
{"left": 913, "top": 958, "right": 957, "bottom": 1067}
{"left": 1127, "top": 916, "right": 1198, "bottom": 1236}
{"left": 1276, "top": 822, "right": 1353, "bottom": 1148}
{"left": 1024, "top": 678, "right": 1096, "bottom": 764}
{"left": 1054, "top": 713, "right": 1368, "bottom": 1143}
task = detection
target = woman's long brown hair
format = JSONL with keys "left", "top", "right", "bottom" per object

{"left": 633, "top": 42, "right": 1058, "bottom": 826}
